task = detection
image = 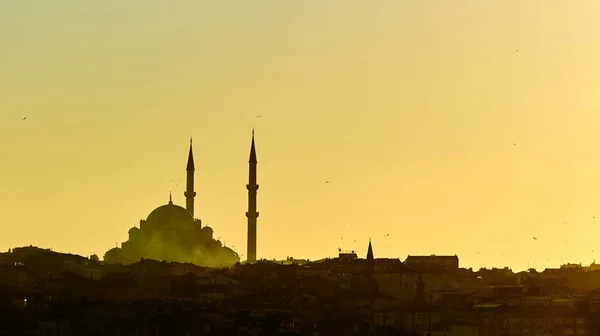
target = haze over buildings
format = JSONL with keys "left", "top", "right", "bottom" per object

{"left": 1, "top": 2, "right": 600, "bottom": 271}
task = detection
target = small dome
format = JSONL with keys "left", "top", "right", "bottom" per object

{"left": 201, "top": 226, "right": 213, "bottom": 233}
{"left": 146, "top": 202, "right": 194, "bottom": 226}
{"left": 128, "top": 227, "right": 140, "bottom": 234}
{"left": 222, "top": 246, "right": 239, "bottom": 257}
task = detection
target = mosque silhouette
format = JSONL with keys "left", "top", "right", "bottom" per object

{"left": 104, "top": 134, "right": 259, "bottom": 267}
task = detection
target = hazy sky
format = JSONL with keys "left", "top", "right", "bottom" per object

{"left": 1, "top": 1, "right": 599, "bottom": 271}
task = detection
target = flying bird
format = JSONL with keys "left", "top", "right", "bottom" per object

{"left": 533, "top": 237, "right": 537, "bottom": 240}
{"left": 325, "top": 181, "right": 330, "bottom": 184}
{"left": 22, "top": 117, "right": 26, "bottom": 120}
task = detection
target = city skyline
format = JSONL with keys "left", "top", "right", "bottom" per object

{"left": 1, "top": 1, "right": 600, "bottom": 271}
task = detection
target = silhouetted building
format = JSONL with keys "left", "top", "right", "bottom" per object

{"left": 338, "top": 250, "right": 359, "bottom": 260}
{"left": 103, "top": 139, "right": 240, "bottom": 267}
{"left": 415, "top": 274, "right": 426, "bottom": 304}
{"left": 405, "top": 255, "right": 459, "bottom": 270}
{"left": 246, "top": 130, "right": 259, "bottom": 263}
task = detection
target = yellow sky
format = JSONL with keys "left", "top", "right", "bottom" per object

{"left": 1, "top": 1, "right": 599, "bottom": 271}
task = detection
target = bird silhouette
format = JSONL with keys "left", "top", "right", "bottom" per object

{"left": 325, "top": 181, "right": 330, "bottom": 184}
{"left": 533, "top": 237, "right": 537, "bottom": 240}
{"left": 22, "top": 117, "right": 26, "bottom": 120}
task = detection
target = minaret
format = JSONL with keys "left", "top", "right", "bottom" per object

{"left": 246, "top": 130, "right": 259, "bottom": 262}
{"left": 184, "top": 138, "right": 196, "bottom": 216}
{"left": 366, "top": 238, "right": 374, "bottom": 264}
{"left": 365, "top": 239, "right": 377, "bottom": 293}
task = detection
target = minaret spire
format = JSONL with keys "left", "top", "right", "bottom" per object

{"left": 169, "top": 191, "right": 173, "bottom": 204}
{"left": 366, "top": 238, "right": 374, "bottom": 263}
{"left": 249, "top": 130, "right": 257, "bottom": 164}
{"left": 185, "top": 138, "right": 197, "bottom": 216}
{"left": 246, "top": 130, "right": 259, "bottom": 262}
{"left": 187, "top": 138, "right": 195, "bottom": 170}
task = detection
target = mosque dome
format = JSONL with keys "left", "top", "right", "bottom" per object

{"left": 221, "top": 246, "right": 239, "bottom": 257}
{"left": 146, "top": 200, "right": 194, "bottom": 227}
